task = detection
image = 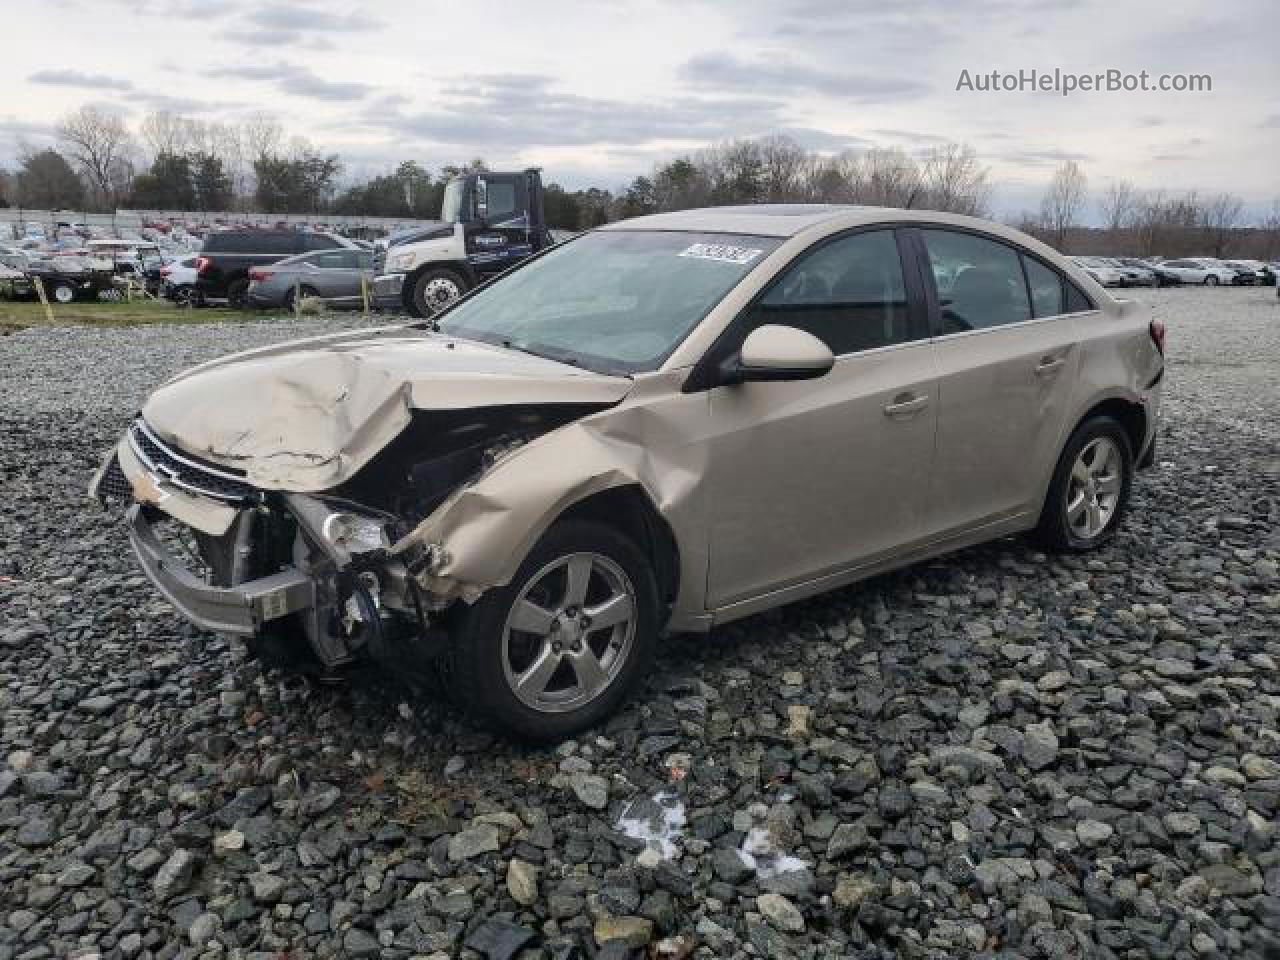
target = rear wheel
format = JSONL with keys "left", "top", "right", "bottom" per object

{"left": 50, "top": 281, "right": 76, "bottom": 304}
{"left": 1034, "top": 418, "right": 1133, "bottom": 551}
{"left": 410, "top": 268, "right": 466, "bottom": 318}
{"left": 446, "top": 518, "right": 659, "bottom": 743}
{"left": 1203, "top": 275, "right": 1218, "bottom": 286}
{"left": 227, "top": 278, "right": 250, "bottom": 309}
{"left": 283, "top": 285, "right": 320, "bottom": 310}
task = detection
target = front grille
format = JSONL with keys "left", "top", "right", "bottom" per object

{"left": 99, "top": 455, "right": 133, "bottom": 503}
{"left": 373, "top": 247, "right": 386, "bottom": 274}
{"left": 127, "top": 419, "right": 259, "bottom": 503}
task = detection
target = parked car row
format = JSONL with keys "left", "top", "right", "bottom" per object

{"left": 1071, "top": 255, "right": 1278, "bottom": 288}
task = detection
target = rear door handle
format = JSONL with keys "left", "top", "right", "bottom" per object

{"left": 883, "top": 393, "right": 930, "bottom": 418}
{"left": 1035, "top": 356, "right": 1066, "bottom": 376}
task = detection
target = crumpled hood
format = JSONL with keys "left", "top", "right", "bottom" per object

{"left": 141, "top": 328, "right": 632, "bottom": 492}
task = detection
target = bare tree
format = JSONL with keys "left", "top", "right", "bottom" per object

{"left": 242, "top": 112, "right": 284, "bottom": 162}
{"left": 1200, "top": 192, "right": 1245, "bottom": 258}
{"left": 855, "top": 147, "right": 922, "bottom": 208}
{"left": 1038, "top": 160, "right": 1088, "bottom": 251}
{"left": 1100, "top": 179, "right": 1138, "bottom": 234}
{"left": 918, "top": 143, "right": 990, "bottom": 215}
{"left": 1259, "top": 198, "right": 1280, "bottom": 261}
{"left": 758, "top": 135, "right": 808, "bottom": 202}
{"left": 139, "top": 110, "right": 194, "bottom": 160}
{"left": 57, "top": 106, "right": 135, "bottom": 209}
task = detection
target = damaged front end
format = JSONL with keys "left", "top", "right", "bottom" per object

{"left": 91, "top": 405, "right": 599, "bottom": 671}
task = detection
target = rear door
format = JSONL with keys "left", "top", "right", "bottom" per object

{"left": 912, "top": 227, "right": 1084, "bottom": 538}
{"left": 703, "top": 228, "right": 938, "bottom": 608}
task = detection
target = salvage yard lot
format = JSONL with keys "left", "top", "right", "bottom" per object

{"left": 0, "top": 287, "right": 1277, "bottom": 957}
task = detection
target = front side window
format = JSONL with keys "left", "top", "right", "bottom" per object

{"left": 1023, "top": 255, "right": 1064, "bottom": 318}
{"left": 740, "top": 229, "right": 914, "bottom": 355}
{"left": 483, "top": 181, "right": 518, "bottom": 222}
{"left": 922, "top": 229, "right": 1032, "bottom": 333}
{"left": 438, "top": 230, "right": 782, "bottom": 374}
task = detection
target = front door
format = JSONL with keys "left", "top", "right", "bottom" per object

{"left": 703, "top": 228, "right": 938, "bottom": 609}
{"left": 466, "top": 175, "right": 535, "bottom": 278}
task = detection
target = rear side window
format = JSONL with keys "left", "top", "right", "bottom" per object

{"left": 921, "top": 229, "right": 1031, "bottom": 333}
{"left": 1064, "top": 280, "right": 1094, "bottom": 312}
{"left": 1022, "top": 255, "right": 1064, "bottom": 318}
{"left": 741, "top": 229, "right": 916, "bottom": 355}
{"left": 312, "top": 251, "right": 351, "bottom": 269}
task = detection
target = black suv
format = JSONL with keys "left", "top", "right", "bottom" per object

{"left": 197, "top": 230, "right": 350, "bottom": 307}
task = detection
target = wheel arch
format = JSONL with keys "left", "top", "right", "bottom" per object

{"left": 1071, "top": 394, "right": 1147, "bottom": 459}
{"left": 555, "top": 485, "right": 681, "bottom": 623}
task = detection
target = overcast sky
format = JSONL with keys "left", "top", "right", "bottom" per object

{"left": 2, "top": 0, "right": 1277, "bottom": 219}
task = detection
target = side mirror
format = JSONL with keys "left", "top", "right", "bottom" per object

{"left": 723, "top": 325, "right": 835, "bottom": 385}
{"left": 475, "top": 178, "right": 488, "bottom": 221}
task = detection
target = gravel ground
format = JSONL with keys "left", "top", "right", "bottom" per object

{"left": 1, "top": 287, "right": 1278, "bottom": 960}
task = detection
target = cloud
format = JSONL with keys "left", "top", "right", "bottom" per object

{"left": 365, "top": 73, "right": 796, "bottom": 149}
{"left": 870, "top": 128, "right": 953, "bottom": 145}
{"left": 1263, "top": 115, "right": 1280, "bottom": 129}
{"left": 219, "top": 28, "right": 335, "bottom": 50}
{"left": 680, "top": 52, "right": 925, "bottom": 102}
{"left": 1136, "top": 115, "right": 1166, "bottom": 128}
{"left": 996, "top": 148, "right": 1092, "bottom": 168}
{"left": 124, "top": 91, "right": 246, "bottom": 114}
{"left": 204, "top": 62, "right": 372, "bottom": 101}
{"left": 244, "top": 2, "right": 383, "bottom": 32}
{"left": 29, "top": 69, "right": 133, "bottom": 92}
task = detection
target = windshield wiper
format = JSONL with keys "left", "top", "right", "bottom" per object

{"left": 500, "top": 339, "right": 580, "bottom": 367}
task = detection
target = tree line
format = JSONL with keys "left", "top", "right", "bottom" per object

{"left": 1017, "top": 160, "right": 1280, "bottom": 260}
{"left": 0, "top": 104, "right": 1276, "bottom": 258}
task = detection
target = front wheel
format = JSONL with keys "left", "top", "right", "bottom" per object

{"left": 1034, "top": 418, "right": 1133, "bottom": 551}
{"left": 51, "top": 281, "right": 76, "bottom": 304}
{"left": 446, "top": 518, "right": 659, "bottom": 743}
{"left": 409, "top": 268, "right": 466, "bottom": 318}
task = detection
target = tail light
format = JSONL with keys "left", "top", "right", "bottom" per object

{"left": 159, "top": 266, "right": 172, "bottom": 277}
{"left": 248, "top": 268, "right": 273, "bottom": 283}
{"left": 195, "top": 256, "right": 211, "bottom": 275}
{"left": 1149, "top": 318, "right": 1166, "bottom": 355}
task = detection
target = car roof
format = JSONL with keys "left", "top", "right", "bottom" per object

{"left": 601, "top": 204, "right": 1030, "bottom": 239}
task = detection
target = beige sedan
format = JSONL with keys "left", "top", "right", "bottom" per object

{"left": 92, "top": 205, "right": 1165, "bottom": 741}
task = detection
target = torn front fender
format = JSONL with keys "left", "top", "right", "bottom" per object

{"left": 392, "top": 371, "right": 712, "bottom": 620}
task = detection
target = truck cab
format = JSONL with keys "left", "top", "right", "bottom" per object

{"left": 372, "top": 168, "right": 552, "bottom": 317}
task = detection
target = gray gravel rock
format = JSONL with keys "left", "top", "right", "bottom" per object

{"left": 0, "top": 290, "right": 1277, "bottom": 956}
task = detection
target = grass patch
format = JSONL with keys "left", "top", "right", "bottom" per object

{"left": 0, "top": 298, "right": 236, "bottom": 329}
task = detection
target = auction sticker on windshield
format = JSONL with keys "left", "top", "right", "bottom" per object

{"left": 678, "top": 243, "right": 765, "bottom": 265}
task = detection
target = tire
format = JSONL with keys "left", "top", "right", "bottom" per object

{"left": 1203, "top": 275, "right": 1218, "bottom": 286}
{"left": 283, "top": 285, "right": 320, "bottom": 310}
{"left": 1034, "top": 417, "right": 1134, "bottom": 551}
{"left": 409, "top": 268, "right": 466, "bottom": 318}
{"left": 51, "top": 281, "right": 76, "bottom": 304}
{"left": 227, "top": 278, "right": 250, "bottom": 309}
{"left": 446, "top": 518, "right": 659, "bottom": 743}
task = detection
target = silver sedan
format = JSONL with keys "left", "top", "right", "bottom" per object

{"left": 246, "top": 248, "right": 374, "bottom": 309}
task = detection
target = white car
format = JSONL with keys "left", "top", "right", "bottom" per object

{"left": 160, "top": 256, "right": 201, "bottom": 304}
{"left": 1071, "top": 257, "right": 1126, "bottom": 287}
{"left": 1158, "top": 259, "right": 1237, "bottom": 286}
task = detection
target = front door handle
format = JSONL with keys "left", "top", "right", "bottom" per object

{"left": 883, "top": 393, "right": 930, "bottom": 418}
{"left": 1035, "top": 356, "right": 1066, "bottom": 376}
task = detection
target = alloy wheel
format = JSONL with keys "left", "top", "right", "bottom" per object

{"left": 1066, "top": 436, "right": 1122, "bottom": 539}
{"left": 501, "top": 552, "right": 637, "bottom": 714}
{"left": 423, "top": 276, "right": 461, "bottom": 311}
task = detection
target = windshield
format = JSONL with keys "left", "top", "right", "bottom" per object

{"left": 441, "top": 180, "right": 465, "bottom": 224}
{"left": 437, "top": 230, "right": 783, "bottom": 374}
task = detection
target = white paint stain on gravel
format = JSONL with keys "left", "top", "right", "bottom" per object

{"left": 614, "top": 791, "right": 686, "bottom": 859}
